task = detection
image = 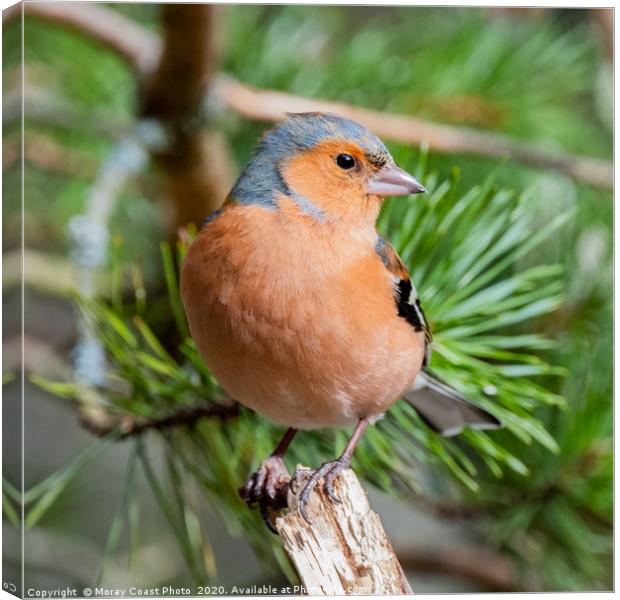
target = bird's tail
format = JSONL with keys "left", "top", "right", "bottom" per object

{"left": 404, "top": 368, "right": 502, "bottom": 437}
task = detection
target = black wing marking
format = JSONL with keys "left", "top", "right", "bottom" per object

{"left": 374, "top": 237, "right": 502, "bottom": 434}
{"left": 395, "top": 279, "right": 428, "bottom": 335}
{"left": 374, "top": 234, "right": 432, "bottom": 364}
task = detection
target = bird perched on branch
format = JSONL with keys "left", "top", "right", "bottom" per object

{"left": 181, "top": 112, "right": 500, "bottom": 530}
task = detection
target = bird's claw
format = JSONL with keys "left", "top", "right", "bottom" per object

{"left": 239, "top": 455, "right": 291, "bottom": 533}
{"left": 259, "top": 498, "right": 278, "bottom": 535}
{"left": 296, "top": 458, "right": 349, "bottom": 523}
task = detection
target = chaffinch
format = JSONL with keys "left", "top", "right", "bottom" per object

{"left": 181, "top": 112, "right": 500, "bottom": 528}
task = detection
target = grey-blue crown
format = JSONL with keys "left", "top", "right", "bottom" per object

{"left": 230, "top": 113, "right": 389, "bottom": 210}
{"left": 262, "top": 112, "right": 389, "bottom": 158}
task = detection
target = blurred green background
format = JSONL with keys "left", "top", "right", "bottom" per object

{"left": 2, "top": 4, "right": 612, "bottom": 594}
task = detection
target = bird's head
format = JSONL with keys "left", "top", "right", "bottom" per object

{"left": 229, "top": 112, "right": 426, "bottom": 225}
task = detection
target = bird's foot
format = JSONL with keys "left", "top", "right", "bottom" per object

{"left": 293, "top": 457, "right": 350, "bottom": 523}
{"left": 238, "top": 455, "right": 291, "bottom": 533}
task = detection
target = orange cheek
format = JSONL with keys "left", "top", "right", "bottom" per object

{"left": 282, "top": 150, "right": 368, "bottom": 218}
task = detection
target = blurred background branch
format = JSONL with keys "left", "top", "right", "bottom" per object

{"left": 396, "top": 542, "right": 517, "bottom": 592}
{"left": 4, "top": 4, "right": 612, "bottom": 197}
{"left": 3, "top": 2, "right": 160, "bottom": 72}
{"left": 138, "top": 5, "right": 235, "bottom": 232}
{"left": 212, "top": 75, "right": 612, "bottom": 188}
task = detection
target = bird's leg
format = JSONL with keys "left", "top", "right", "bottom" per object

{"left": 296, "top": 417, "right": 369, "bottom": 523}
{"left": 239, "top": 427, "right": 297, "bottom": 532}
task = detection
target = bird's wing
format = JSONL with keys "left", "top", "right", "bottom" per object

{"left": 374, "top": 234, "right": 432, "bottom": 363}
{"left": 405, "top": 369, "right": 502, "bottom": 436}
{"left": 374, "top": 233, "right": 502, "bottom": 436}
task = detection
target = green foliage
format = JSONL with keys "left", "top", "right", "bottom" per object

{"left": 3, "top": 479, "right": 21, "bottom": 527}
{"left": 220, "top": 6, "right": 610, "bottom": 167}
{"left": 2, "top": 435, "right": 116, "bottom": 530}
{"left": 31, "top": 166, "right": 585, "bottom": 587}
{"left": 7, "top": 4, "right": 612, "bottom": 592}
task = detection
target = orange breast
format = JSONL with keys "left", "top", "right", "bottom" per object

{"left": 180, "top": 204, "right": 425, "bottom": 429}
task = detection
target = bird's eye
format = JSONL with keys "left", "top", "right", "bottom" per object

{"left": 336, "top": 154, "right": 356, "bottom": 170}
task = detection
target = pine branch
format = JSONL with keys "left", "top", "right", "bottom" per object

{"left": 78, "top": 402, "right": 239, "bottom": 439}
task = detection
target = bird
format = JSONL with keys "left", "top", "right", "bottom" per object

{"left": 180, "top": 112, "right": 501, "bottom": 530}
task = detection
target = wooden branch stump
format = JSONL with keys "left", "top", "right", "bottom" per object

{"left": 275, "top": 467, "right": 412, "bottom": 595}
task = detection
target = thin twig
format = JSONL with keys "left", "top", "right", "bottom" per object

{"left": 79, "top": 402, "right": 239, "bottom": 440}
{"left": 212, "top": 76, "right": 612, "bottom": 188}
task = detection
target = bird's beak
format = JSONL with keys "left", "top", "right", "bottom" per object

{"left": 366, "top": 163, "right": 427, "bottom": 197}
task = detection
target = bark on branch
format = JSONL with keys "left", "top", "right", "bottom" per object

{"left": 78, "top": 402, "right": 239, "bottom": 440}
{"left": 275, "top": 468, "right": 412, "bottom": 595}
